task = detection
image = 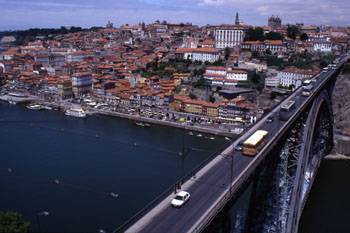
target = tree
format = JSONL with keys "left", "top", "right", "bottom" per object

{"left": 189, "top": 93, "right": 197, "bottom": 99}
{"left": 224, "top": 47, "right": 231, "bottom": 60}
{"left": 244, "top": 27, "right": 265, "bottom": 41}
{"left": 251, "top": 73, "right": 260, "bottom": 84}
{"left": 300, "top": 33, "right": 308, "bottom": 41}
{"left": 287, "top": 25, "right": 299, "bottom": 40}
{"left": 0, "top": 211, "right": 31, "bottom": 233}
{"left": 265, "top": 48, "right": 272, "bottom": 55}
{"left": 265, "top": 31, "right": 283, "bottom": 40}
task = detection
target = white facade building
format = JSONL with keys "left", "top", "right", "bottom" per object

{"left": 313, "top": 41, "right": 332, "bottom": 53}
{"left": 265, "top": 76, "right": 280, "bottom": 88}
{"left": 215, "top": 24, "right": 249, "bottom": 48}
{"left": 203, "top": 66, "right": 247, "bottom": 88}
{"left": 175, "top": 48, "right": 220, "bottom": 63}
{"left": 278, "top": 68, "right": 318, "bottom": 88}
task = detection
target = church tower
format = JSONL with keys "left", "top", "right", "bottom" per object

{"left": 235, "top": 12, "right": 239, "bottom": 25}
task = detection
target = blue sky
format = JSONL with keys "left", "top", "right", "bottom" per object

{"left": 0, "top": 0, "right": 349, "bottom": 30}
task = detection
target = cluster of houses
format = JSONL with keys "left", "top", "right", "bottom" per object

{"left": 0, "top": 17, "right": 349, "bottom": 121}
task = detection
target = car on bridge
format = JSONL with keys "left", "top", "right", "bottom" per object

{"left": 171, "top": 191, "right": 190, "bottom": 208}
{"left": 266, "top": 116, "right": 274, "bottom": 123}
{"left": 234, "top": 140, "right": 245, "bottom": 151}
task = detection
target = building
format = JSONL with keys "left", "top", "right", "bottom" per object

{"left": 175, "top": 48, "right": 220, "bottom": 63}
{"left": 71, "top": 72, "right": 92, "bottom": 97}
{"left": 57, "top": 77, "right": 73, "bottom": 99}
{"left": 268, "top": 16, "right": 282, "bottom": 31}
{"left": 35, "top": 53, "right": 65, "bottom": 68}
{"left": 215, "top": 24, "right": 249, "bottom": 48}
{"left": 106, "top": 21, "right": 114, "bottom": 28}
{"left": 241, "top": 40, "right": 286, "bottom": 54}
{"left": 313, "top": 41, "right": 332, "bottom": 53}
{"left": 278, "top": 68, "right": 318, "bottom": 88}
{"left": 204, "top": 66, "right": 247, "bottom": 88}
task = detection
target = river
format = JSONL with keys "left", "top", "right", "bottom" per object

{"left": 0, "top": 102, "right": 226, "bottom": 232}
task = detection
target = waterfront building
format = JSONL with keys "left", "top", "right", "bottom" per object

{"left": 71, "top": 72, "right": 92, "bottom": 97}
{"left": 203, "top": 102, "right": 219, "bottom": 117}
{"left": 184, "top": 99, "right": 203, "bottom": 115}
{"left": 58, "top": 76, "right": 73, "bottom": 99}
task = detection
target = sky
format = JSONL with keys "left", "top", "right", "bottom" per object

{"left": 0, "top": 0, "right": 349, "bottom": 30}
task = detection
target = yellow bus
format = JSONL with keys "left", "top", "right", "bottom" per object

{"left": 242, "top": 130, "right": 269, "bottom": 156}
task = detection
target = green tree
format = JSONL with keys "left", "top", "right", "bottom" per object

{"left": 244, "top": 27, "right": 265, "bottom": 41}
{"left": 224, "top": 47, "right": 231, "bottom": 60}
{"left": 265, "top": 31, "right": 283, "bottom": 40}
{"left": 0, "top": 211, "right": 31, "bottom": 233}
{"left": 251, "top": 73, "right": 260, "bottom": 83}
{"left": 287, "top": 25, "right": 299, "bottom": 40}
{"left": 189, "top": 93, "right": 197, "bottom": 99}
{"left": 300, "top": 33, "right": 309, "bottom": 41}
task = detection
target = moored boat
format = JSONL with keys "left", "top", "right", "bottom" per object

{"left": 133, "top": 121, "right": 150, "bottom": 127}
{"left": 65, "top": 108, "right": 86, "bottom": 118}
{"left": 26, "top": 104, "right": 44, "bottom": 110}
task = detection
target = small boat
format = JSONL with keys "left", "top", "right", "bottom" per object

{"left": 188, "top": 132, "right": 194, "bottom": 136}
{"left": 210, "top": 137, "right": 215, "bottom": 140}
{"left": 197, "top": 134, "right": 202, "bottom": 137}
{"left": 65, "top": 108, "right": 86, "bottom": 118}
{"left": 225, "top": 137, "right": 231, "bottom": 141}
{"left": 26, "top": 104, "right": 44, "bottom": 110}
{"left": 134, "top": 121, "right": 150, "bottom": 127}
{"left": 43, "top": 105, "right": 52, "bottom": 110}
{"left": 8, "top": 100, "right": 16, "bottom": 105}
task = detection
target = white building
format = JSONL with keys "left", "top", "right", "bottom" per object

{"left": 71, "top": 72, "right": 93, "bottom": 97}
{"left": 278, "top": 68, "right": 318, "bottom": 88}
{"left": 265, "top": 76, "right": 280, "bottom": 88}
{"left": 215, "top": 24, "right": 249, "bottom": 48}
{"left": 203, "top": 66, "right": 247, "bottom": 88}
{"left": 313, "top": 41, "right": 332, "bottom": 53}
{"left": 175, "top": 48, "right": 220, "bottom": 63}
{"left": 227, "top": 70, "right": 248, "bottom": 81}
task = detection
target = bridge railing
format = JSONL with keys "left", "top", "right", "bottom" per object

{"left": 113, "top": 139, "right": 232, "bottom": 233}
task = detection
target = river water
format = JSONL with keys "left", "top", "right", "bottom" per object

{"left": 299, "top": 160, "right": 350, "bottom": 233}
{"left": 1, "top": 101, "right": 348, "bottom": 233}
{"left": 0, "top": 102, "right": 226, "bottom": 232}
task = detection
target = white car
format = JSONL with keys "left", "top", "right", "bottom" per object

{"left": 171, "top": 191, "right": 190, "bottom": 208}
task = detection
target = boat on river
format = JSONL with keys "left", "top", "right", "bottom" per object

{"left": 65, "top": 108, "right": 86, "bottom": 118}
{"left": 133, "top": 121, "right": 150, "bottom": 127}
{"left": 26, "top": 104, "right": 44, "bottom": 110}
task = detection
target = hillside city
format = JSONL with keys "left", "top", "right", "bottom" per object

{"left": 0, "top": 13, "right": 349, "bottom": 133}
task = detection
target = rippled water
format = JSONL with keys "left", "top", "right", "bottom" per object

{"left": 0, "top": 102, "right": 226, "bottom": 232}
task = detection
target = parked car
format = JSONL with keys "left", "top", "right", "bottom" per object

{"left": 171, "top": 191, "right": 190, "bottom": 208}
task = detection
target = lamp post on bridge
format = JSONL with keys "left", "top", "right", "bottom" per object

{"left": 221, "top": 141, "right": 235, "bottom": 197}
{"left": 178, "top": 133, "right": 193, "bottom": 188}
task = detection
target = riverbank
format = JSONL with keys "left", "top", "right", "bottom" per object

{"left": 324, "top": 154, "right": 350, "bottom": 160}
{"left": 92, "top": 108, "right": 237, "bottom": 137}
{"left": 0, "top": 91, "right": 241, "bottom": 137}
